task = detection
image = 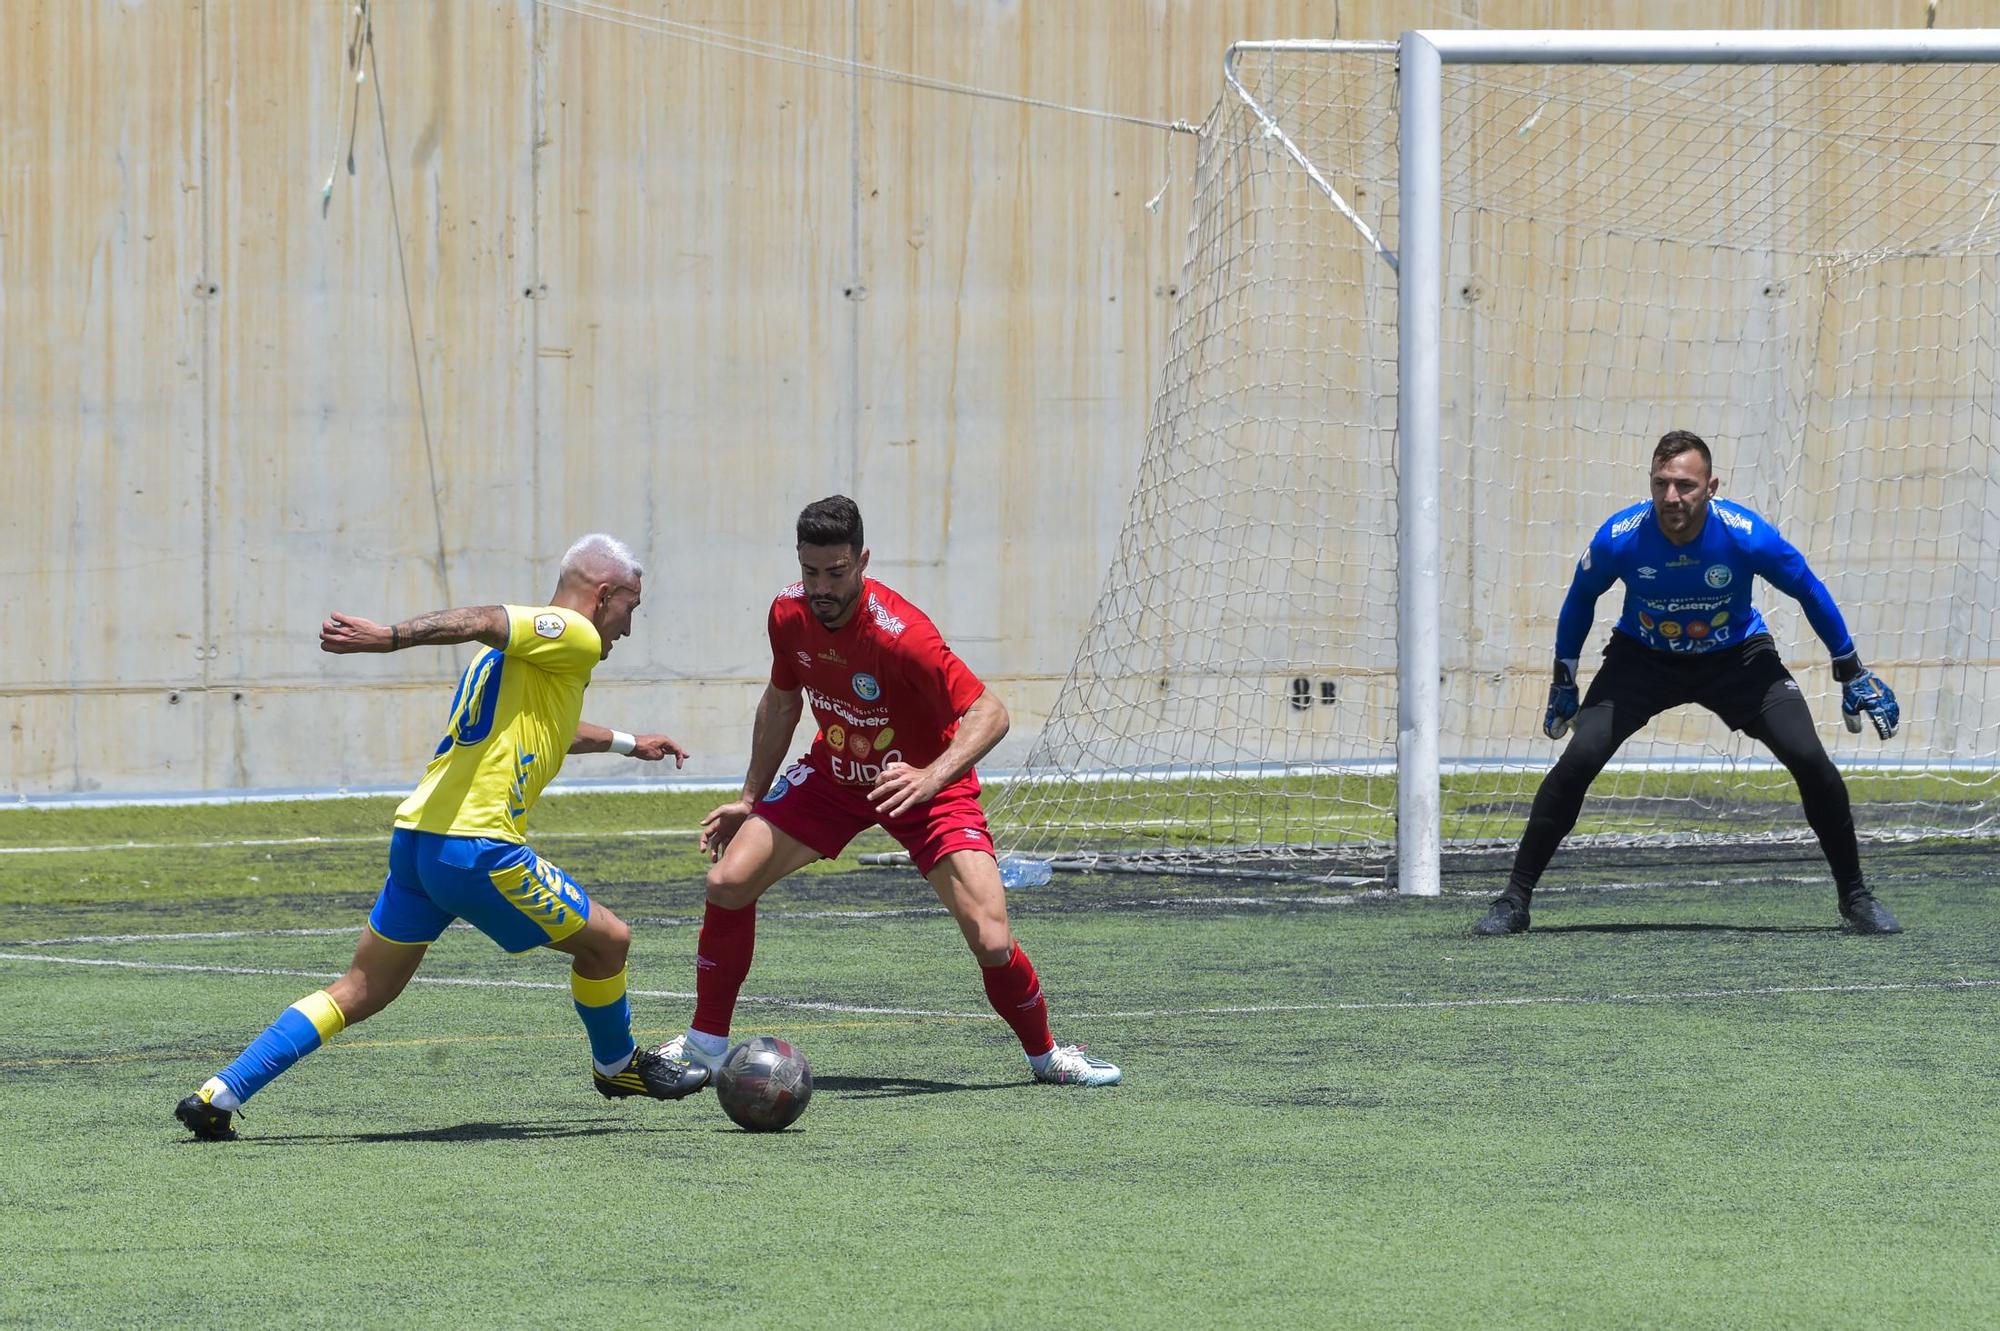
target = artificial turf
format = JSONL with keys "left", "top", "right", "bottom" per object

{"left": 1, "top": 795, "right": 1994, "bottom": 1329}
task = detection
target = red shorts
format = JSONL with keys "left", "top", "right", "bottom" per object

{"left": 753, "top": 752, "right": 994, "bottom": 876}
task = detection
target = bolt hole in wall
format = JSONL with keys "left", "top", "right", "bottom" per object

{"left": 1289, "top": 678, "right": 1337, "bottom": 711}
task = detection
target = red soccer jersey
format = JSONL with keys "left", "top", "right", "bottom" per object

{"left": 767, "top": 578, "right": 988, "bottom": 787}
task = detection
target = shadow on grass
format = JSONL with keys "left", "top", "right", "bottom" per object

{"left": 231, "top": 1117, "right": 654, "bottom": 1146}
{"left": 813, "top": 1074, "right": 1017, "bottom": 1099}
{"left": 1532, "top": 922, "right": 1839, "bottom": 935}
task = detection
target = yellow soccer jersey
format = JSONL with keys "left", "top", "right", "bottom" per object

{"left": 394, "top": 605, "right": 601, "bottom": 842}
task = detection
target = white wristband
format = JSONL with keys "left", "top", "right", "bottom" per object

{"left": 608, "top": 730, "right": 637, "bottom": 756}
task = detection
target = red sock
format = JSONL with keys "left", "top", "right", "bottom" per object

{"left": 981, "top": 943, "right": 1054, "bottom": 1058}
{"left": 691, "top": 901, "right": 756, "bottom": 1038}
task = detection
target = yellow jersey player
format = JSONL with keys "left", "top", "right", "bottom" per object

{"left": 175, "top": 534, "right": 708, "bottom": 1141}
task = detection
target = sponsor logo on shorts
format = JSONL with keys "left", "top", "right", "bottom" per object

{"left": 766, "top": 760, "right": 813, "bottom": 801}
{"left": 1659, "top": 620, "right": 1683, "bottom": 639}
{"left": 1705, "top": 564, "right": 1733, "bottom": 589}
{"left": 534, "top": 613, "right": 565, "bottom": 639}
{"left": 852, "top": 672, "right": 882, "bottom": 701}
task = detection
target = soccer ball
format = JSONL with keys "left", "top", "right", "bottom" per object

{"left": 715, "top": 1036, "right": 814, "bottom": 1132}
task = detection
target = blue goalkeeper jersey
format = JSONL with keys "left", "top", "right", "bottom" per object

{"left": 1555, "top": 498, "right": 1854, "bottom": 666}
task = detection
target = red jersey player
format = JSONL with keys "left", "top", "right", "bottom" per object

{"left": 655, "top": 496, "right": 1120, "bottom": 1087}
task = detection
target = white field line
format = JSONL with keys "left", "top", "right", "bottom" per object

{"left": 1514, "top": 875, "right": 1830, "bottom": 895}
{"left": 0, "top": 952, "right": 965, "bottom": 1015}
{"left": 1070, "top": 977, "right": 2000, "bottom": 1019}
{"left": 0, "top": 827, "right": 706, "bottom": 856}
{"left": 8, "top": 895, "right": 1387, "bottom": 950}
{"left": 6, "top": 876, "right": 1886, "bottom": 950}
{"left": 8, "top": 907, "right": 959, "bottom": 949}
{"left": 0, "top": 949, "right": 1993, "bottom": 1021}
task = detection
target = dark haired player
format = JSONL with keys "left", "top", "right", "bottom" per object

{"left": 656, "top": 496, "right": 1120, "bottom": 1085}
{"left": 1474, "top": 431, "right": 1904, "bottom": 937}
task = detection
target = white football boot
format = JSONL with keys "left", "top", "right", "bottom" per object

{"left": 653, "top": 1032, "right": 726, "bottom": 1074}
{"left": 1033, "top": 1044, "right": 1122, "bottom": 1086}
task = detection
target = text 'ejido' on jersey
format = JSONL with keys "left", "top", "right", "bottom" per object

{"left": 395, "top": 605, "right": 601, "bottom": 842}
{"left": 766, "top": 578, "right": 987, "bottom": 788}
{"left": 1555, "top": 498, "right": 1853, "bottom": 668}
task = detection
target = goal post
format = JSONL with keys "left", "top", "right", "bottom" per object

{"left": 987, "top": 29, "right": 2000, "bottom": 893}
{"left": 1394, "top": 28, "right": 2000, "bottom": 895}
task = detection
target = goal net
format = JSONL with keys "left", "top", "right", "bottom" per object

{"left": 988, "top": 39, "right": 2000, "bottom": 880}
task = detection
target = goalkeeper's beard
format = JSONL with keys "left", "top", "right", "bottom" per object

{"left": 1657, "top": 501, "right": 1702, "bottom": 539}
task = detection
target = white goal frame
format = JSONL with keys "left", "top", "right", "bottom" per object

{"left": 1226, "top": 29, "right": 2000, "bottom": 897}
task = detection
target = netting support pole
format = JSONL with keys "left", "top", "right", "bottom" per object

{"left": 1395, "top": 31, "right": 1444, "bottom": 897}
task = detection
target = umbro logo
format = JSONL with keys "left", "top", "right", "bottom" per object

{"left": 1636, "top": 566, "right": 1658, "bottom": 579}
{"left": 1785, "top": 681, "right": 1800, "bottom": 692}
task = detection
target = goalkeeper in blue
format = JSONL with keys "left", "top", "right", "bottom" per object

{"left": 1473, "top": 431, "right": 1904, "bottom": 938}
{"left": 175, "top": 535, "right": 710, "bottom": 1141}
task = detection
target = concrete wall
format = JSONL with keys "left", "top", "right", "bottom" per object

{"left": 4, "top": 0, "right": 1988, "bottom": 797}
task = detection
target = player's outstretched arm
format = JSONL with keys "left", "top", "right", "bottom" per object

{"left": 700, "top": 684, "right": 805, "bottom": 860}
{"left": 569, "top": 721, "right": 689, "bottom": 766}
{"left": 1832, "top": 651, "right": 1900, "bottom": 740}
{"left": 319, "top": 606, "right": 509, "bottom": 654}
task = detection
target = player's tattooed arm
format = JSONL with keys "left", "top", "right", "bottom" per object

{"left": 398, "top": 605, "right": 510, "bottom": 649}
{"left": 320, "top": 605, "right": 509, "bottom": 654}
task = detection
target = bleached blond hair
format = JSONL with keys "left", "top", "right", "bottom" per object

{"left": 559, "top": 533, "right": 643, "bottom": 587}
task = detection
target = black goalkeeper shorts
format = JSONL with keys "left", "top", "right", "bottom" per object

{"left": 1580, "top": 630, "right": 1807, "bottom": 733}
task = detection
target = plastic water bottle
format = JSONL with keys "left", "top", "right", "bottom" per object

{"left": 996, "top": 854, "right": 1053, "bottom": 889}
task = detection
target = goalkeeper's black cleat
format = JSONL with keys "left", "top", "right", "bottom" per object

{"left": 175, "top": 1091, "right": 238, "bottom": 1141}
{"left": 594, "top": 1046, "right": 711, "bottom": 1100}
{"left": 1472, "top": 895, "right": 1531, "bottom": 937}
{"left": 1839, "top": 893, "right": 1903, "bottom": 936}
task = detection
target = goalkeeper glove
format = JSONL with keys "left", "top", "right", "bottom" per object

{"left": 1543, "top": 659, "right": 1581, "bottom": 740}
{"left": 1833, "top": 651, "right": 1899, "bottom": 740}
